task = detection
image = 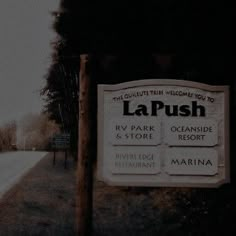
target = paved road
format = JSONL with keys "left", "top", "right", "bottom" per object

{"left": 0, "top": 151, "right": 47, "bottom": 198}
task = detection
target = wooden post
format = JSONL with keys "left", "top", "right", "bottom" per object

{"left": 64, "top": 150, "right": 68, "bottom": 169}
{"left": 53, "top": 150, "right": 56, "bottom": 166}
{"left": 77, "top": 54, "right": 93, "bottom": 236}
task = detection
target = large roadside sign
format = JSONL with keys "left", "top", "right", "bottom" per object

{"left": 97, "top": 79, "right": 230, "bottom": 187}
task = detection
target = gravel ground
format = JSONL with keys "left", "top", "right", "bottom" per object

{"left": 0, "top": 152, "right": 236, "bottom": 236}
{"left": 93, "top": 182, "right": 192, "bottom": 236}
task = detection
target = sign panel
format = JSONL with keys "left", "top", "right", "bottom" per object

{"left": 97, "top": 79, "right": 230, "bottom": 187}
{"left": 110, "top": 118, "right": 161, "bottom": 145}
{"left": 165, "top": 148, "right": 218, "bottom": 176}
{"left": 165, "top": 119, "right": 218, "bottom": 146}
{"left": 51, "top": 133, "right": 70, "bottom": 149}
{"left": 109, "top": 146, "right": 161, "bottom": 174}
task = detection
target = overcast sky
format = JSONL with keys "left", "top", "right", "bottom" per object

{"left": 0, "top": 0, "right": 60, "bottom": 125}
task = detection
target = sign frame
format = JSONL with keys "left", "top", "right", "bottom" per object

{"left": 97, "top": 79, "right": 230, "bottom": 188}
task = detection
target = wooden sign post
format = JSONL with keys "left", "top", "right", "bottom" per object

{"left": 51, "top": 133, "right": 70, "bottom": 169}
{"left": 77, "top": 55, "right": 93, "bottom": 236}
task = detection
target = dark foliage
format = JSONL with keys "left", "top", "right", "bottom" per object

{"left": 41, "top": 41, "right": 79, "bottom": 153}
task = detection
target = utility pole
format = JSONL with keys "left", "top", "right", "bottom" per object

{"left": 77, "top": 54, "right": 93, "bottom": 236}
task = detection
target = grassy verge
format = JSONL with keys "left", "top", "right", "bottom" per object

{"left": 0, "top": 152, "right": 76, "bottom": 236}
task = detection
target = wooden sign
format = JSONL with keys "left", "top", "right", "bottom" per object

{"left": 97, "top": 79, "right": 230, "bottom": 188}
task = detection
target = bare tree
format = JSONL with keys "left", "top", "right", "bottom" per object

{"left": 17, "top": 113, "right": 59, "bottom": 150}
{"left": 0, "top": 121, "right": 17, "bottom": 151}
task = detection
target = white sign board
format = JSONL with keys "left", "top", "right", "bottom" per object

{"left": 97, "top": 79, "right": 230, "bottom": 187}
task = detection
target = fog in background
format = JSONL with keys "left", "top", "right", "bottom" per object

{"left": 0, "top": 0, "right": 59, "bottom": 127}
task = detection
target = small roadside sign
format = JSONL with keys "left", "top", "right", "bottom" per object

{"left": 51, "top": 133, "right": 70, "bottom": 169}
{"left": 51, "top": 133, "right": 70, "bottom": 149}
